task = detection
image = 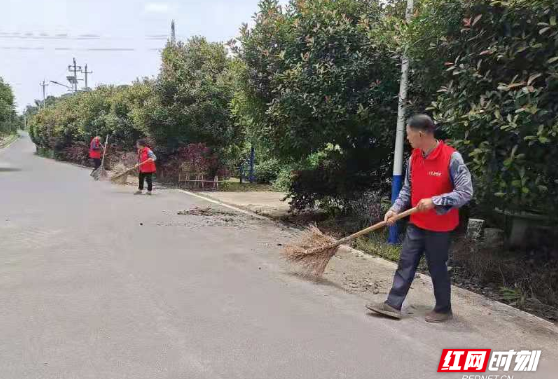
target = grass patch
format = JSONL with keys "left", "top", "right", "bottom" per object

{"left": 353, "top": 229, "right": 428, "bottom": 271}
{"left": 354, "top": 231, "right": 402, "bottom": 262}
{"left": 0, "top": 134, "right": 18, "bottom": 149}
{"left": 219, "top": 178, "right": 276, "bottom": 192}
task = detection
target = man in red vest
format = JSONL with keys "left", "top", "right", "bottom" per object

{"left": 367, "top": 114, "right": 473, "bottom": 322}
{"left": 89, "top": 136, "right": 103, "bottom": 173}
{"left": 135, "top": 139, "right": 157, "bottom": 195}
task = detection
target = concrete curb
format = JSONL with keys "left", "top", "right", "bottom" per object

{"left": 177, "top": 189, "right": 558, "bottom": 331}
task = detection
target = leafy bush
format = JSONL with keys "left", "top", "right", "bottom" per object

{"left": 0, "top": 77, "right": 17, "bottom": 136}
{"left": 424, "top": 0, "right": 558, "bottom": 217}
{"left": 60, "top": 143, "right": 90, "bottom": 166}
{"left": 272, "top": 167, "right": 293, "bottom": 191}
{"left": 29, "top": 83, "right": 150, "bottom": 151}
{"left": 286, "top": 147, "right": 391, "bottom": 212}
{"left": 345, "top": 191, "right": 391, "bottom": 229}
{"left": 254, "top": 158, "right": 281, "bottom": 184}
{"left": 29, "top": 38, "right": 243, "bottom": 182}
{"left": 146, "top": 37, "right": 243, "bottom": 151}
{"left": 236, "top": 0, "right": 400, "bottom": 210}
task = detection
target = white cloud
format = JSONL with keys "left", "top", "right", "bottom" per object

{"left": 144, "top": 3, "right": 170, "bottom": 14}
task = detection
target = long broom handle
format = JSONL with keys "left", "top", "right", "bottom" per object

{"left": 99, "top": 134, "right": 109, "bottom": 168}
{"left": 111, "top": 158, "right": 154, "bottom": 180}
{"left": 330, "top": 207, "right": 418, "bottom": 248}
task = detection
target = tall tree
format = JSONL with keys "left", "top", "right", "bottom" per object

{"left": 236, "top": 0, "right": 401, "bottom": 209}
{"left": 145, "top": 36, "right": 241, "bottom": 152}
{"left": 0, "top": 77, "right": 17, "bottom": 135}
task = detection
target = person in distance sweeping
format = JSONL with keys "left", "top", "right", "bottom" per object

{"left": 366, "top": 114, "right": 473, "bottom": 323}
{"left": 135, "top": 139, "right": 157, "bottom": 196}
{"left": 89, "top": 136, "right": 104, "bottom": 174}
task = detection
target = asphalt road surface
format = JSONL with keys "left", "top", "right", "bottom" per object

{"left": 0, "top": 134, "right": 555, "bottom": 379}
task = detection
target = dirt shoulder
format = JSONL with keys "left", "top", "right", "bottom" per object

{"left": 193, "top": 191, "right": 291, "bottom": 218}
{"left": 189, "top": 190, "right": 558, "bottom": 350}
{"left": 324, "top": 247, "right": 557, "bottom": 351}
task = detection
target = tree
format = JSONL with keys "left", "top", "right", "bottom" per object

{"left": 422, "top": 0, "right": 558, "bottom": 217}
{"left": 27, "top": 38, "right": 242, "bottom": 180}
{"left": 145, "top": 37, "right": 242, "bottom": 153}
{"left": 236, "top": 0, "right": 401, "bottom": 209}
{"left": 0, "top": 77, "right": 17, "bottom": 136}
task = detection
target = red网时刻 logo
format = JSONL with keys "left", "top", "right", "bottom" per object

{"left": 438, "top": 349, "right": 541, "bottom": 373}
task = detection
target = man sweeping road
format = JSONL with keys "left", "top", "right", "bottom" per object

{"left": 367, "top": 114, "right": 473, "bottom": 323}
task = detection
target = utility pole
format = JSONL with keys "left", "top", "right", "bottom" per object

{"left": 389, "top": 0, "right": 414, "bottom": 244}
{"left": 83, "top": 64, "right": 93, "bottom": 91}
{"left": 171, "top": 20, "right": 176, "bottom": 44}
{"left": 40, "top": 80, "right": 49, "bottom": 109}
{"left": 67, "top": 57, "right": 82, "bottom": 93}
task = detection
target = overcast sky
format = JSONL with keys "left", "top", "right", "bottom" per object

{"left": 0, "top": 0, "right": 287, "bottom": 112}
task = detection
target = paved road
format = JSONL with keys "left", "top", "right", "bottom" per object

{"left": 0, "top": 135, "right": 554, "bottom": 379}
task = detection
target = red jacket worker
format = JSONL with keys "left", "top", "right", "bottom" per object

{"left": 89, "top": 136, "right": 103, "bottom": 172}
{"left": 367, "top": 114, "right": 473, "bottom": 323}
{"left": 135, "top": 139, "right": 157, "bottom": 195}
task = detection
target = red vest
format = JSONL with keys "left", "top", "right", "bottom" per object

{"left": 89, "top": 137, "right": 101, "bottom": 159}
{"left": 138, "top": 148, "right": 156, "bottom": 173}
{"left": 410, "top": 141, "right": 459, "bottom": 232}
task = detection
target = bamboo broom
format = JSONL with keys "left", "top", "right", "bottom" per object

{"left": 282, "top": 207, "right": 418, "bottom": 276}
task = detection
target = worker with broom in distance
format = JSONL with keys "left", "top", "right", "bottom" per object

{"left": 135, "top": 139, "right": 157, "bottom": 196}
{"left": 89, "top": 136, "right": 104, "bottom": 174}
{"left": 367, "top": 114, "right": 473, "bottom": 323}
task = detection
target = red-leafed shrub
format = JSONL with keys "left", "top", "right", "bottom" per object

{"left": 60, "top": 143, "right": 90, "bottom": 166}
{"left": 157, "top": 143, "right": 229, "bottom": 183}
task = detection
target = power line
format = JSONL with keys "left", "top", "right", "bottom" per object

{"left": 0, "top": 46, "right": 166, "bottom": 52}
{"left": 0, "top": 33, "right": 170, "bottom": 41}
{"left": 50, "top": 80, "right": 72, "bottom": 91}
{"left": 85, "top": 48, "right": 136, "bottom": 51}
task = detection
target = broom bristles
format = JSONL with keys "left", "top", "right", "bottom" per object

{"left": 109, "top": 162, "right": 133, "bottom": 184}
{"left": 282, "top": 225, "right": 340, "bottom": 277}
{"left": 92, "top": 167, "right": 109, "bottom": 181}
{"left": 110, "top": 172, "right": 128, "bottom": 185}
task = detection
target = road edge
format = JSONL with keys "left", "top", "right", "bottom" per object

{"left": 177, "top": 189, "right": 558, "bottom": 331}
{"left": 177, "top": 190, "right": 270, "bottom": 221}
{"left": 0, "top": 134, "right": 19, "bottom": 151}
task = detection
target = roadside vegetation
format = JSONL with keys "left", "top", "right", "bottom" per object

{"left": 0, "top": 77, "right": 21, "bottom": 141}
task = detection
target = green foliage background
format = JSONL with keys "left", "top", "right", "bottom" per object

{"left": 26, "top": 0, "right": 558, "bottom": 219}
{"left": 0, "top": 77, "right": 18, "bottom": 136}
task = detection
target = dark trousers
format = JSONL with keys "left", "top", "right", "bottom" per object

{"left": 138, "top": 172, "right": 153, "bottom": 191}
{"left": 386, "top": 224, "right": 452, "bottom": 313}
{"left": 92, "top": 158, "right": 101, "bottom": 169}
